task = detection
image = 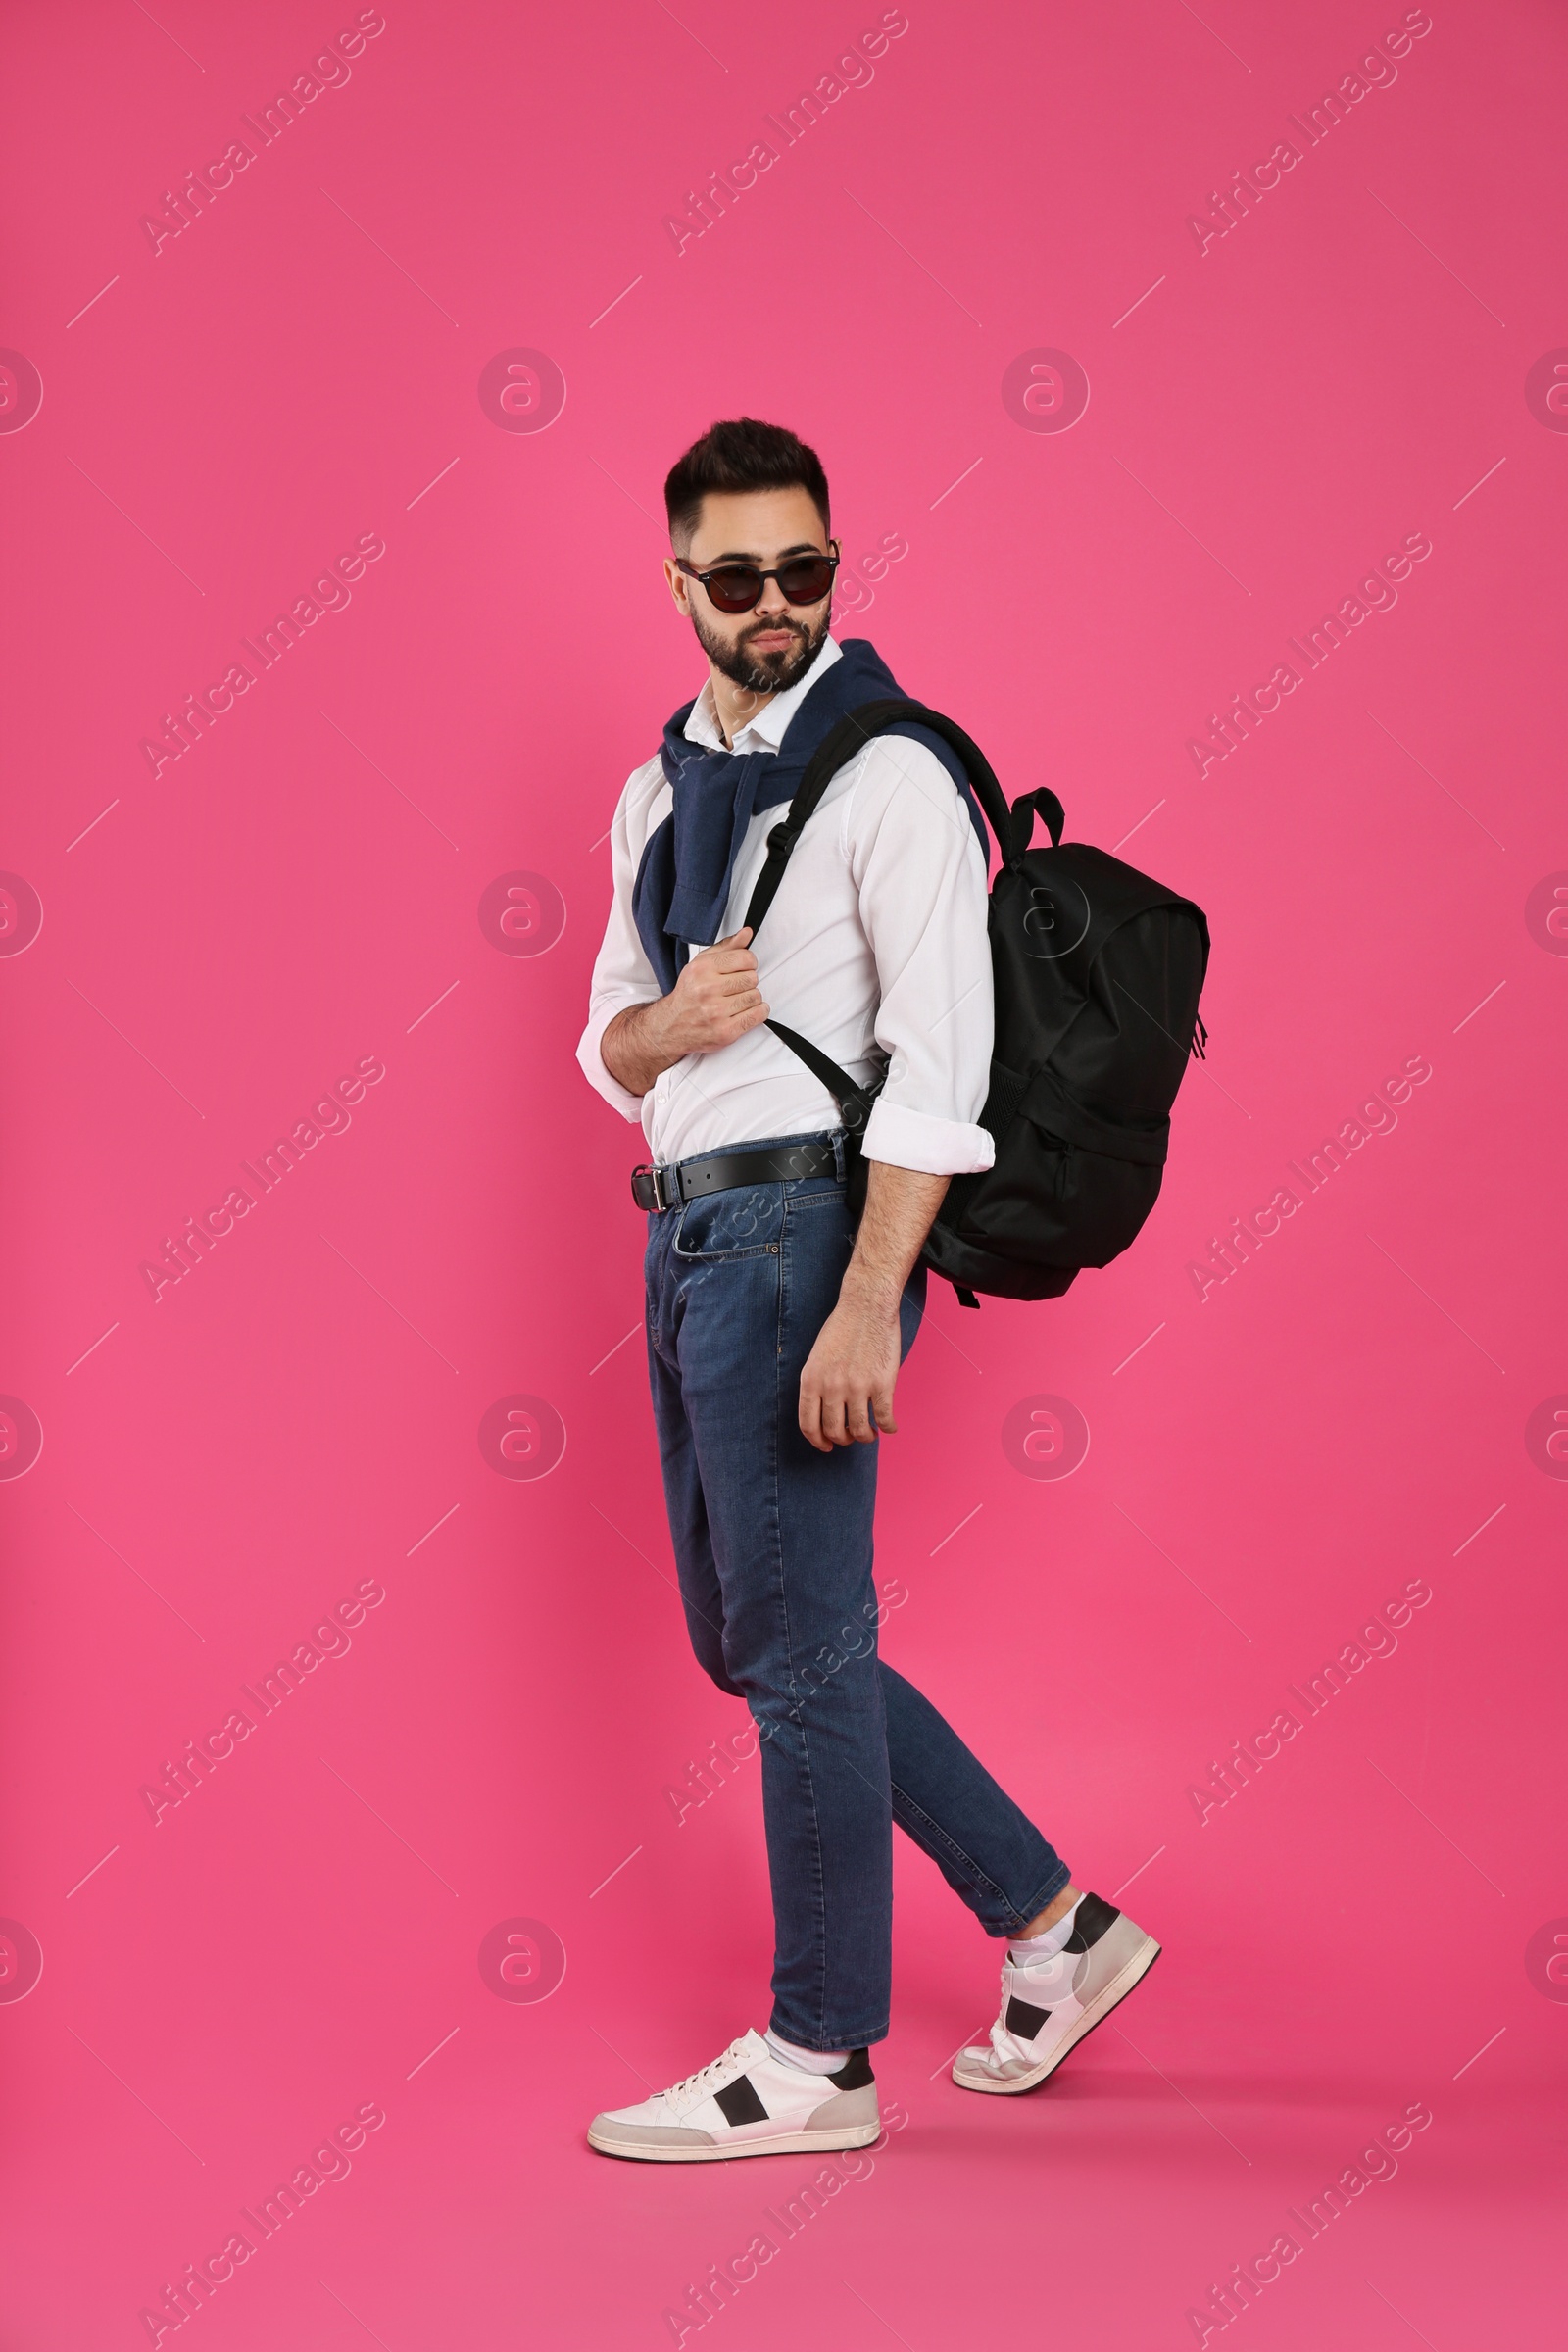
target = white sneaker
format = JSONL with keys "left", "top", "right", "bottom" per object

{"left": 953, "top": 1892, "right": 1161, "bottom": 2094}
{"left": 588, "top": 2028, "right": 881, "bottom": 2163}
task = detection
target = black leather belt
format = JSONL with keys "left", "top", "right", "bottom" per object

{"left": 631, "top": 1138, "right": 839, "bottom": 1213}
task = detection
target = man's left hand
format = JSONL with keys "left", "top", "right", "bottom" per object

{"left": 798, "top": 1161, "right": 951, "bottom": 1452}
{"left": 799, "top": 1295, "right": 903, "bottom": 1450}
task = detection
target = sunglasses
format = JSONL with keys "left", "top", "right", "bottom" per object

{"left": 676, "top": 547, "right": 839, "bottom": 615}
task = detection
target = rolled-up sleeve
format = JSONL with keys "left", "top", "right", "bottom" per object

{"left": 848, "top": 737, "right": 996, "bottom": 1176}
{"left": 576, "top": 762, "right": 665, "bottom": 1122}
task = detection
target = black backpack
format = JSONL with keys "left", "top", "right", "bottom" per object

{"left": 742, "top": 698, "right": 1210, "bottom": 1306}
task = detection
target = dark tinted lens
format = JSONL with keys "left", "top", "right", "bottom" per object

{"left": 777, "top": 556, "right": 836, "bottom": 605}
{"left": 702, "top": 564, "right": 763, "bottom": 613}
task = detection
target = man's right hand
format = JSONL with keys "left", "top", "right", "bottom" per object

{"left": 600, "top": 928, "right": 770, "bottom": 1096}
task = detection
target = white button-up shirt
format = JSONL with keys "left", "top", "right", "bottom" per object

{"left": 576, "top": 636, "right": 996, "bottom": 1176}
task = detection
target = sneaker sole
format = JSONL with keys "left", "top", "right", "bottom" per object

{"left": 951, "top": 1935, "right": 1162, "bottom": 2095}
{"left": 587, "top": 2118, "right": 884, "bottom": 2163}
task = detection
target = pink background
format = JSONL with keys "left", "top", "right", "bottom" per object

{"left": 2, "top": 1, "right": 1564, "bottom": 2343}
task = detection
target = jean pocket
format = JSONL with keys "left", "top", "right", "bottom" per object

{"left": 786, "top": 1183, "right": 851, "bottom": 1211}
{"left": 672, "top": 1185, "right": 784, "bottom": 1259}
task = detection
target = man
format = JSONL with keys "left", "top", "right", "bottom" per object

{"left": 576, "top": 418, "right": 1158, "bottom": 2162}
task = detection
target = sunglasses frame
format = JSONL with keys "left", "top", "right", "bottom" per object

{"left": 675, "top": 544, "right": 841, "bottom": 615}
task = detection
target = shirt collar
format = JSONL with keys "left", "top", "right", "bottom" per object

{"left": 683, "top": 634, "right": 843, "bottom": 755}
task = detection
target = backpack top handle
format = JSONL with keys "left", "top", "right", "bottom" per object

{"left": 1008, "top": 786, "right": 1065, "bottom": 857}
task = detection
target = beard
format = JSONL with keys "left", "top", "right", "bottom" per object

{"left": 690, "top": 599, "right": 832, "bottom": 696}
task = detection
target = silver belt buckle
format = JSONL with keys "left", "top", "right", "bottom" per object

{"left": 631, "top": 1162, "right": 679, "bottom": 1213}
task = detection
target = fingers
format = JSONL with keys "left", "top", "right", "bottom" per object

{"left": 674, "top": 939, "right": 766, "bottom": 1051}
{"left": 801, "top": 1381, "right": 865, "bottom": 1448}
{"left": 799, "top": 1309, "right": 899, "bottom": 1453}
{"left": 710, "top": 992, "right": 767, "bottom": 1043}
{"left": 685, "top": 932, "right": 760, "bottom": 1024}
{"left": 798, "top": 1383, "right": 831, "bottom": 1454}
{"left": 690, "top": 948, "right": 759, "bottom": 989}
{"left": 678, "top": 994, "right": 768, "bottom": 1055}
{"left": 800, "top": 1367, "right": 855, "bottom": 1451}
{"left": 806, "top": 1381, "right": 891, "bottom": 1446}
{"left": 847, "top": 1381, "right": 896, "bottom": 1442}
{"left": 703, "top": 928, "right": 757, "bottom": 972}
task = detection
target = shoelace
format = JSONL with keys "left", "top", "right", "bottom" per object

{"left": 662, "top": 2038, "right": 747, "bottom": 2112}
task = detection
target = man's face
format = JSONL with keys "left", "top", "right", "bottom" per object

{"left": 665, "top": 486, "right": 836, "bottom": 697}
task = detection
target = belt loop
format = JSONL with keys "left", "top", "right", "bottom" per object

{"left": 831, "top": 1130, "right": 847, "bottom": 1183}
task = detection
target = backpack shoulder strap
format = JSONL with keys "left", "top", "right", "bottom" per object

{"left": 741, "top": 697, "right": 1014, "bottom": 941}
{"left": 765, "top": 1020, "right": 880, "bottom": 1137}
{"left": 738, "top": 696, "right": 1013, "bottom": 1136}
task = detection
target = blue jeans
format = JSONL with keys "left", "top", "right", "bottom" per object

{"left": 644, "top": 1130, "right": 1069, "bottom": 2052}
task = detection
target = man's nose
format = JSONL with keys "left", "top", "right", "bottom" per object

{"left": 754, "top": 576, "right": 790, "bottom": 616}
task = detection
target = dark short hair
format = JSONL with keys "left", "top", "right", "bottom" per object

{"left": 663, "top": 417, "right": 830, "bottom": 549}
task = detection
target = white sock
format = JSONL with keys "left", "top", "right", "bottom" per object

{"left": 1008, "top": 1894, "right": 1083, "bottom": 1969}
{"left": 764, "top": 2030, "right": 848, "bottom": 2075}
